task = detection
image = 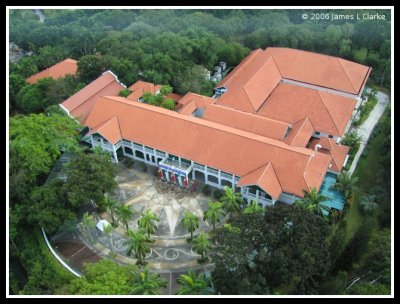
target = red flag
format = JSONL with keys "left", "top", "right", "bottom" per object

{"left": 171, "top": 173, "right": 176, "bottom": 183}
{"left": 184, "top": 177, "right": 189, "bottom": 187}
{"left": 158, "top": 168, "right": 163, "bottom": 179}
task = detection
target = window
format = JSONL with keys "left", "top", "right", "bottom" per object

{"left": 328, "top": 135, "right": 334, "bottom": 139}
{"left": 181, "top": 158, "right": 191, "bottom": 166}
{"left": 135, "top": 150, "right": 144, "bottom": 159}
{"left": 208, "top": 175, "right": 219, "bottom": 184}
{"left": 168, "top": 154, "right": 178, "bottom": 161}
{"left": 315, "top": 131, "right": 320, "bottom": 135}
{"left": 124, "top": 147, "right": 133, "bottom": 155}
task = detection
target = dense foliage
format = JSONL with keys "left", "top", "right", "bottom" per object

{"left": 212, "top": 205, "right": 331, "bottom": 295}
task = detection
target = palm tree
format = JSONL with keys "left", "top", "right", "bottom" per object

{"left": 81, "top": 212, "right": 96, "bottom": 241}
{"left": 181, "top": 211, "right": 200, "bottom": 241}
{"left": 220, "top": 186, "right": 243, "bottom": 214}
{"left": 296, "top": 187, "right": 330, "bottom": 216}
{"left": 243, "top": 200, "right": 264, "bottom": 215}
{"left": 104, "top": 195, "right": 120, "bottom": 227}
{"left": 176, "top": 270, "right": 211, "bottom": 295}
{"left": 138, "top": 209, "right": 160, "bottom": 237}
{"left": 331, "top": 171, "right": 358, "bottom": 201}
{"left": 359, "top": 195, "right": 378, "bottom": 214}
{"left": 192, "top": 231, "right": 210, "bottom": 262}
{"left": 203, "top": 201, "right": 225, "bottom": 230}
{"left": 130, "top": 267, "right": 167, "bottom": 295}
{"left": 116, "top": 205, "right": 135, "bottom": 233}
{"left": 124, "top": 228, "right": 154, "bottom": 265}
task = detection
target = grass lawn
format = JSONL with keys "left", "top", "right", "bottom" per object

{"left": 342, "top": 112, "right": 388, "bottom": 241}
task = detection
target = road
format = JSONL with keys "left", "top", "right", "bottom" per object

{"left": 348, "top": 89, "right": 390, "bottom": 175}
{"left": 34, "top": 9, "right": 45, "bottom": 23}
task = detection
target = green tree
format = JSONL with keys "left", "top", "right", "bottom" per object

{"left": 341, "top": 131, "right": 361, "bottom": 148}
{"left": 243, "top": 200, "right": 264, "bottom": 215}
{"left": 44, "top": 75, "right": 85, "bottom": 106}
{"left": 212, "top": 205, "right": 331, "bottom": 295}
{"left": 161, "top": 98, "right": 175, "bottom": 110}
{"left": 346, "top": 283, "right": 390, "bottom": 295}
{"left": 176, "top": 270, "right": 211, "bottom": 295}
{"left": 130, "top": 267, "right": 167, "bottom": 295}
{"left": 64, "top": 152, "right": 117, "bottom": 208}
{"left": 203, "top": 201, "right": 225, "bottom": 230}
{"left": 81, "top": 212, "right": 96, "bottom": 242}
{"left": 34, "top": 45, "right": 67, "bottom": 70}
{"left": 28, "top": 179, "right": 77, "bottom": 235}
{"left": 181, "top": 211, "right": 200, "bottom": 240}
{"left": 77, "top": 54, "right": 103, "bottom": 83}
{"left": 192, "top": 231, "right": 210, "bottom": 263}
{"left": 124, "top": 229, "right": 154, "bottom": 266}
{"left": 116, "top": 205, "right": 135, "bottom": 233}
{"left": 138, "top": 209, "right": 160, "bottom": 237}
{"left": 296, "top": 187, "right": 330, "bottom": 216}
{"left": 359, "top": 194, "right": 379, "bottom": 214}
{"left": 103, "top": 196, "right": 120, "bottom": 227}
{"left": 68, "top": 259, "right": 137, "bottom": 295}
{"left": 118, "top": 88, "right": 132, "bottom": 97}
{"left": 10, "top": 113, "right": 80, "bottom": 181}
{"left": 220, "top": 186, "right": 243, "bottom": 214}
{"left": 331, "top": 171, "right": 358, "bottom": 201}
{"left": 9, "top": 73, "right": 28, "bottom": 111}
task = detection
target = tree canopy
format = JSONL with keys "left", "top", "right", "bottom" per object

{"left": 212, "top": 204, "right": 332, "bottom": 295}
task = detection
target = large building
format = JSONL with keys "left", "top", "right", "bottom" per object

{"left": 60, "top": 47, "right": 371, "bottom": 207}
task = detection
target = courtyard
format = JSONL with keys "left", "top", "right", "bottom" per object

{"left": 79, "top": 157, "right": 226, "bottom": 271}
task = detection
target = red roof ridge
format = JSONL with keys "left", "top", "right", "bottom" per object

{"left": 67, "top": 72, "right": 117, "bottom": 112}
{"left": 317, "top": 91, "right": 341, "bottom": 136}
{"left": 100, "top": 95, "right": 315, "bottom": 158}
{"left": 286, "top": 116, "right": 314, "bottom": 145}
{"left": 337, "top": 58, "right": 357, "bottom": 93}
{"left": 264, "top": 83, "right": 303, "bottom": 107}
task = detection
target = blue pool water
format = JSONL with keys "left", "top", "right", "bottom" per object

{"left": 319, "top": 172, "right": 345, "bottom": 215}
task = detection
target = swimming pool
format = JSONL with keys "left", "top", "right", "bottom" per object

{"left": 319, "top": 172, "right": 345, "bottom": 215}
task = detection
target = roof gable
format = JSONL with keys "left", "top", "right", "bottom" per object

{"left": 88, "top": 116, "right": 122, "bottom": 145}
{"left": 237, "top": 162, "right": 283, "bottom": 200}
{"left": 285, "top": 117, "right": 314, "bottom": 147}
{"left": 26, "top": 58, "right": 78, "bottom": 84}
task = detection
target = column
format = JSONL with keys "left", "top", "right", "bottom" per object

{"left": 112, "top": 145, "right": 118, "bottom": 164}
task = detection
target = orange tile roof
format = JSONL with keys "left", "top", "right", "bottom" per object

{"left": 127, "top": 80, "right": 182, "bottom": 102}
{"left": 236, "top": 162, "right": 282, "bottom": 200}
{"left": 26, "top": 58, "right": 78, "bottom": 84}
{"left": 284, "top": 117, "right": 314, "bottom": 147}
{"left": 202, "top": 104, "right": 290, "bottom": 141}
{"left": 84, "top": 96, "right": 332, "bottom": 197}
{"left": 267, "top": 47, "right": 371, "bottom": 95}
{"left": 257, "top": 83, "right": 356, "bottom": 137}
{"left": 309, "top": 138, "right": 350, "bottom": 172}
{"left": 216, "top": 53, "right": 281, "bottom": 113}
{"left": 177, "top": 92, "right": 215, "bottom": 115}
{"left": 61, "top": 71, "right": 125, "bottom": 124}
{"left": 178, "top": 100, "right": 198, "bottom": 116}
{"left": 88, "top": 116, "right": 122, "bottom": 145}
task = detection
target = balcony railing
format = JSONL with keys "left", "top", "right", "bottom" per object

{"left": 133, "top": 143, "right": 143, "bottom": 150}
{"left": 207, "top": 167, "right": 219, "bottom": 175}
{"left": 194, "top": 163, "right": 205, "bottom": 171}
{"left": 221, "top": 172, "right": 232, "bottom": 180}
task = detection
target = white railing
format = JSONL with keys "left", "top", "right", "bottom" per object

{"left": 133, "top": 143, "right": 143, "bottom": 150}
{"left": 41, "top": 228, "right": 81, "bottom": 277}
{"left": 194, "top": 163, "right": 205, "bottom": 171}
{"left": 145, "top": 147, "right": 154, "bottom": 154}
{"left": 123, "top": 140, "right": 131, "bottom": 145}
{"left": 156, "top": 150, "right": 166, "bottom": 157}
{"left": 221, "top": 172, "right": 232, "bottom": 180}
{"left": 207, "top": 167, "right": 219, "bottom": 175}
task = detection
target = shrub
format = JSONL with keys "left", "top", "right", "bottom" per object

{"left": 118, "top": 88, "right": 132, "bottom": 97}
{"left": 213, "top": 189, "right": 223, "bottom": 200}
{"left": 202, "top": 184, "right": 211, "bottom": 196}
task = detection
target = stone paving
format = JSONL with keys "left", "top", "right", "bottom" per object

{"left": 87, "top": 159, "right": 225, "bottom": 272}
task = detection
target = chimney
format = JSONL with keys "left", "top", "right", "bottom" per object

{"left": 314, "top": 144, "right": 322, "bottom": 152}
